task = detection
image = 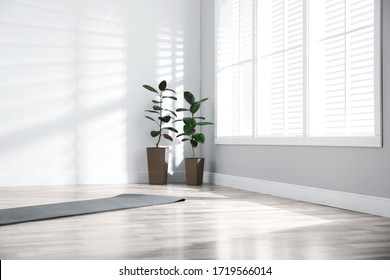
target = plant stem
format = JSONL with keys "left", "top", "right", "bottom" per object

{"left": 156, "top": 91, "right": 163, "bottom": 147}
{"left": 192, "top": 146, "right": 195, "bottom": 159}
{"left": 192, "top": 111, "right": 196, "bottom": 158}
{"left": 156, "top": 120, "right": 162, "bottom": 148}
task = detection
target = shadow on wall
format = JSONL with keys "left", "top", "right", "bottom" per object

{"left": 0, "top": 0, "right": 128, "bottom": 185}
{"left": 155, "top": 24, "right": 186, "bottom": 176}
{"left": 0, "top": 0, "right": 195, "bottom": 185}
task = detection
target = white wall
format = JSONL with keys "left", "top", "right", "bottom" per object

{"left": 0, "top": 0, "right": 200, "bottom": 186}
{"left": 201, "top": 0, "right": 390, "bottom": 200}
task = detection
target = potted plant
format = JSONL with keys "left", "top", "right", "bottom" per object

{"left": 175, "top": 91, "right": 213, "bottom": 185}
{"left": 143, "top": 80, "right": 178, "bottom": 184}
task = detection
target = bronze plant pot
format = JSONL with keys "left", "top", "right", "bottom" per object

{"left": 185, "top": 158, "right": 204, "bottom": 186}
{"left": 146, "top": 147, "right": 168, "bottom": 185}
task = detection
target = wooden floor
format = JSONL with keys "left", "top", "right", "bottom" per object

{"left": 0, "top": 183, "right": 390, "bottom": 260}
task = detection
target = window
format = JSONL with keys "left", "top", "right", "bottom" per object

{"left": 217, "top": 0, "right": 254, "bottom": 137}
{"left": 216, "top": 0, "right": 382, "bottom": 147}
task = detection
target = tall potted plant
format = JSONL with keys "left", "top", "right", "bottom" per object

{"left": 143, "top": 80, "right": 178, "bottom": 184}
{"left": 175, "top": 91, "right": 213, "bottom": 185}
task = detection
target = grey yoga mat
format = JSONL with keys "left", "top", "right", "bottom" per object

{"left": 0, "top": 194, "right": 185, "bottom": 226}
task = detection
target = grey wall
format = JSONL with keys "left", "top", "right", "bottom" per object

{"left": 201, "top": 0, "right": 390, "bottom": 199}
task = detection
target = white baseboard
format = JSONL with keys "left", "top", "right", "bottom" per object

{"left": 204, "top": 172, "right": 390, "bottom": 218}
{"left": 0, "top": 172, "right": 186, "bottom": 187}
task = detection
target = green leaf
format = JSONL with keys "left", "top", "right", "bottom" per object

{"left": 158, "top": 116, "right": 171, "bottom": 123}
{"left": 151, "top": 131, "right": 160, "bottom": 137}
{"left": 163, "top": 134, "right": 173, "bottom": 141}
{"left": 153, "top": 105, "right": 163, "bottom": 111}
{"left": 184, "top": 91, "right": 195, "bottom": 105}
{"left": 172, "top": 119, "right": 183, "bottom": 123}
{"left": 181, "top": 138, "right": 190, "bottom": 142}
{"left": 197, "top": 121, "right": 213, "bottom": 126}
{"left": 158, "top": 80, "right": 167, "bottom": 91}
{"left": 145, "top": 110, "right": 159, "bottom": 114}
{"left": 162, "top": 96, "right": 177, "bottom": 100}
{"left": 184, "top": 125, "right": 196, "bottom": 135}
{"left": 198, "top": 98, "right": 209, "bottom": 103}
{"left": 143, "top": 85, "right": 158, "bottom": 93}
{"left": 177, "top": 132, "right": 190, "bottom": 138}
{"left": 165, "top": 88, "right": 176, "bottom": 93}
{"left": 193, "top": 133, "right": 205, "bottom": 143}
{"left": 145, "top": 116, "right": 158, "bottom": 124}
{"left": 176, "top": 108, "right": 190, "bottom": 112}
{"left": 190, "top": 102, "right": 201, "bottom": 114}
{"left": 152, "top": 100, "right": 162, "bottom": 104}
{"left": 190, "top": 140, "right": 198, "bottom": 148}
{"left": 163, "top": 127, "right": 178, "bottom": 133}
{"left": 194, "top": 117, "right": 205, "bottom": 120}
{"left": 164, "top": 109, "right": 177, "bottom": 117}
{"left": 183, "top": 117, "right": 196, "bottom": 128}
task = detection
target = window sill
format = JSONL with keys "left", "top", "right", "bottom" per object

{"left": 215, "top": 136, "right": 382, "bottom": 148}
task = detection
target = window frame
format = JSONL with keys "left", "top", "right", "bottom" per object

{"left": 214, "top": 0, "right": 382, "bottom": 148}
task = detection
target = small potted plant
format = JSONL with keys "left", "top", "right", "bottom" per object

{"left": 175, "top": 91, "right": 213, "bottom": 185}
{"left": 143, "top": 80, "right": 178, "bottom": 184}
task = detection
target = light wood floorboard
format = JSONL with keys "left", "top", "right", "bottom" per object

{"left": 1, "top": 184, "right": 390, "bottom": 260}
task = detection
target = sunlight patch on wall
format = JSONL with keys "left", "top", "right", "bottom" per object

{"left": 155, "top": 24, "right": 185, "bottom": 173}
{"left": 0, "top": 0, "right": 128, "bottom": 183}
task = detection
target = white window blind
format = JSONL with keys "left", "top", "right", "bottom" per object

{"left": 257, "top": 0, "right": 305, "bottom": 136}
{"left": 216, "top": 0, "right": 381, "bottom": 147}
{"left": 308, "top": 0, "right": 376, "bottom": 136}
{"left": 217, "top": 0, "right": 253, "bottom": 137}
